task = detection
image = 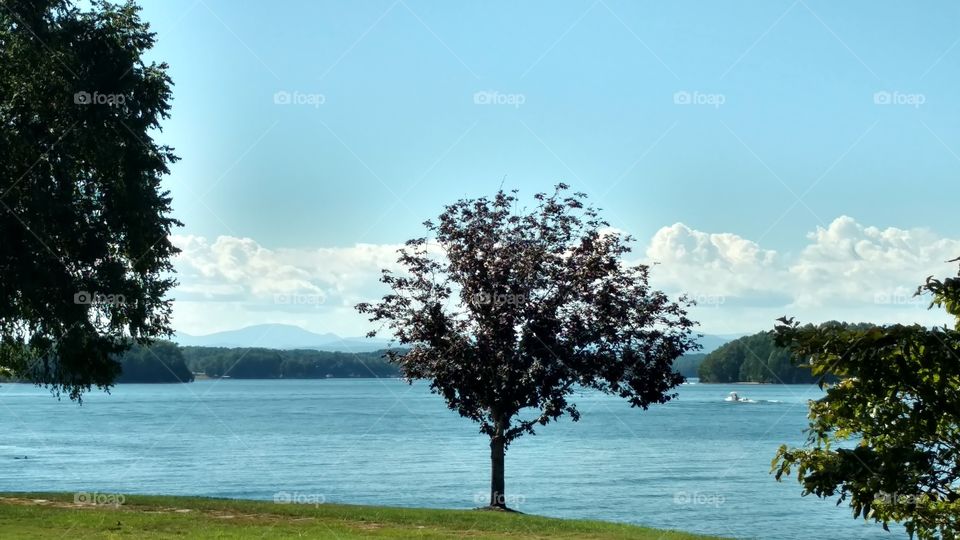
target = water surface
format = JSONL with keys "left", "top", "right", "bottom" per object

{"left": 0, "top": 379, "right": 901, "bottom": 539}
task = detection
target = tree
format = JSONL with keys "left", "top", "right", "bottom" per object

{"left": 673, "top": 353, "right": 707, "bottom": 378}
{"left": 357, "top": 185, "right": 698, "bottom": 509}
{"left": 772, "top": 262, "right": 960, "bottom": 539}
{"left": 0, "top": 0, "right": 179, "bottom": 400}
{"left": 115, "top": 341, "right": 193, "bottom": 383}
{"left": 696, "top": 330, "right": 825, "bottom": 384}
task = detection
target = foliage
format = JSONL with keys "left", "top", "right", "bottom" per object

{"left": 673, "top": 353, "right": 707, "bottom": 378}
{"left": 115, "top": 340, "right": 192, "bottom": 383}
{"left": 697, "top": 331, "right": 811, "bottom": 383}
{"left": 0, "top": 0, "right": 179, "bottom": 400}
{"left": 357, "top": 184, "right": 698, "bottom": 507}
{"left": 772, "top": 263, "right": 960, "bottom": 539}
{"left": 695, "top": 328, "right": 872, "bottom": 383}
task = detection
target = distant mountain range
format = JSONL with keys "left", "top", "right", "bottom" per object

{"left": 174, "top": 324, "right": 392, "bottom": 352}
{"left": 696, "top": 333, "right": 742, "bottom": 354}
{"left": 174, "top": 324, "right": 738, "bottom": 354}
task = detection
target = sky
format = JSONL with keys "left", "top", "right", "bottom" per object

{"left": 134, "top": 0, "right": 960, "bottom": 337}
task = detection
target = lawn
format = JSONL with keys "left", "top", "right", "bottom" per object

{"left": 0, "top": 492, "right": 728, "bottom": 539}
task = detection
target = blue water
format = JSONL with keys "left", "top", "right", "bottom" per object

{"left": 1, "top": 379, "right": 900, "bottom": 539}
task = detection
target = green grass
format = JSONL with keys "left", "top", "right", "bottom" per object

{"left": 0, "top": 492, "right": 728, "bottom": 539}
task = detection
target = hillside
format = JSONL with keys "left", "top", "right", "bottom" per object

{"left": 696, "top": 324, "right": 871, "bottom": 383}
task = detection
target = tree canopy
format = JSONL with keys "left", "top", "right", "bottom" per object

{"left": 0, "top": 0, "right": 179, "bottom": 399}
{"left": 772, "top": 262, "right": 960, "bottom": 539}
{"left": 357, "top": 184, "right": 698, "bottom": 508}
{"left": 115, "top": 340, "right": 192, "bottom": 383}
{"left": 672, "top": 353, "right": 707, "bottom": 379}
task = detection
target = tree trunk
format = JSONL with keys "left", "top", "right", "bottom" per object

{"left": 489, "top": 421, "right": 506, "bottom": 508}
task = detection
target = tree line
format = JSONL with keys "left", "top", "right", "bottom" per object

{"left": 115, "top": 341, "right": 193, "bottom": 383}
{"left": 180, "top": 347, "right": 400, "bottom": 379}
{"left": 1, "top": 342, "right": 403, "bottom": 384}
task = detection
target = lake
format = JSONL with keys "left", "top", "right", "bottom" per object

{"left": 0, "top": 379, "right": 901, "bottom": 539}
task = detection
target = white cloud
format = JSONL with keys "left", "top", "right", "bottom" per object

{"left": 644, "top": 223, "right": 782, "bottom": 302}
{"left": 647, "top": 223, "right": 777, "bottom": 268}
{"left": 168, "top": 217, "right": 960, "bottom": 336}
{"left": 171, "top": 235, "right": 408, "bottom": 335}
{"left": 643, "top": 216, "right": 960, "bottom": 333}
{"left": 790, "top": 216, "right": 960, "bottom": 308}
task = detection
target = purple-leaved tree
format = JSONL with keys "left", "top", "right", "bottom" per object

{"left": 357, "top": 184, "right": 698, "bottom": 509}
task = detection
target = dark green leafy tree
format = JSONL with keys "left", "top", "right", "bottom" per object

{"left": 357, "top": 185, "right": 698, "bottom": 509}
{"left": 772, "top": 261, "right": 960, "bottom": 539}
{"left": 697, "top": 330, "right": 836, "bottom": 384}
{"left": 0, "top": 0, "right": 179, "bottom": 400}
{"left": 115, "top": 340, "right": 192, "bottom": 383}
{"left": 673, "top": 353, "right": 707, "bottom": 378}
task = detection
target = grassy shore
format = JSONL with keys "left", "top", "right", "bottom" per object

{"left": 0, "top": 492, "right": 727, "bottom": 539}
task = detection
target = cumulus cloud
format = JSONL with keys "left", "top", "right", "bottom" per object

{"left": 168, "top": 217, "right": 960, "bottom": 336}
{"left": 790, "top": 216, "right": 960, "bottom": 308}
{"left": 644, "top": 223, "right": 782, "bottom": 303}
{"left": 643, "top": 216, "right": 960, "bottom": 332}
{"left": 170, "top": 235, "right": 409, "bottom": 335}
{"left": 646, "top": 223, "right": 777, "bottom": 268}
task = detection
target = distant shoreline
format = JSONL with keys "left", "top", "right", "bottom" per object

{"left": 694, "top": 381, "right": 813, "bottom": 385}
{"left": 0, "top": 376, "right": 407, "bottom": 386}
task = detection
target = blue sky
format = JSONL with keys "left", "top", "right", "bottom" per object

{"left": 136, "top": 1, "right": 960, "bottom": 337}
